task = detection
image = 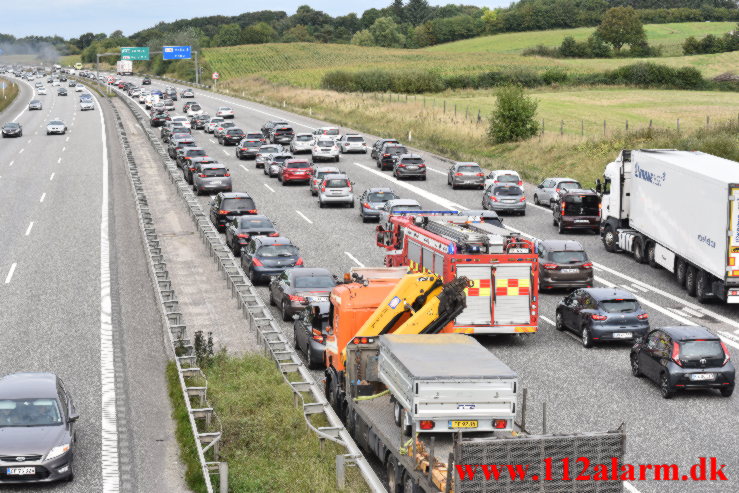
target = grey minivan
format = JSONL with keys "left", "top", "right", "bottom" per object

{"left": 192, "top": 164, "right": 232, "bottom": 195}
{"left": 317, "top": 174, "right": 354, "bottom": 208}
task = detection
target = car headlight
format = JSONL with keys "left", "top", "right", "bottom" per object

{"left": 46, "top": 444, "right": 70, "bottom": 461}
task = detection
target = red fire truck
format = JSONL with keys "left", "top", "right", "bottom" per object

{"left": 377, "top": 211, "right": 539, "bottom": 335}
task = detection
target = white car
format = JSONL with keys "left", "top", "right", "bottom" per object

{"left": 337, "top": 133, "right": 367, "bottom": 153}
{"left": 171, "top": 116, "right": 191, "bottom": 129}
{"left": 139, "top": 91, "right": 149, "bottom": 104}
{"left": 37, "top": 87, "right": 47, "bottom": 95}
{"left": 34, "top": 81, "right": 43, "bottom": 88}
{"left": 205, "top": 117, "right": 225, "bottom": 133}
{"left": 52, "top": 80, "right": 60, "bottom": 86}
{"left": 75, "top": 85, "right": 83, "bottom": 92}
{"left": 312, "top": 139, "right": 340, "bottom": 162}
{"left": 186, "top": 104, "right": 203, "bottom": 117}
{"left": 80, "top": 100, "right": 95, "bottom": 111}
{"left": 313, "top": 126, "right": 341, "bottom": 140}
{"left": 484, "top": 169, "right": 523, "bottom": 191}
{"left": 46, "top": 119, "right": 67, "bottom": 135}
{"left": 290, "top": 133, "right": 314, "bottom": 154}
{"left": 215, "top": 107, "right": 234, "bottom": 119}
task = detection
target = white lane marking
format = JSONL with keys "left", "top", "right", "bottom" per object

{"left": 296, "top": 210, "right": 313, "bottom": 224}
{"left": 25, "top": 222, "right": 34, "bottom": 236}
{"left": 39, "top": 193, "right": 46, "bottom": 202}
{"left": 540, "top": 315, "right": 555, "bottom": 326}
{"left": 4, "top": 263, "right": 17, "bottom": 284}
{"left": 65, "top": 136, "right": 69, "bottom": 142}
{"left": 718, "top": 331, "right": 739, "bottom": 350}
{"left": 222, "top": 149, "right": 229, "bottom": 156}
{"left": 57, "top": 157, "right": 62, "bottom": 164}
{"left": 624, "top": 481, "right": 642, "bottom": 493}
{"left": 681, "top": 306, "right": 704, "bottom": 318}
{"left": 18, "top": 148, "right": 24, "bottom": 154}
{"left": 209, "top": 139, "right": 216, "bottom": 144}
{"left": 264, "top": 183, "right": 275, "bottom": 193}
{"left": 239, "top": 164, "right": 249, "bottom": 172}
{"left": 49, "top": 172, "right": 55, "bottom": 181}
{"left": 344, "top": 252, "right": 365, "bottom": 267}
{"left": 8, "top": 161, "right": 13, "bottom": 167}
{"left": 92, "top": 88, "right": 121, "bottom": 492}
{"left": 630, "top": 283, "right": 649, "bottom": 293}
{"left": 27, "top": 138, "right": 31, "bottom": 143}
{"left": 426, "top": 167, "right": 445, "bottom": 175}
{"left": 62, "top": 146, "right": 66, "bottom": 152}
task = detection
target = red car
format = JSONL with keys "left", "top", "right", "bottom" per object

{"left": 279, "top": 159, "right": 314, "bottom": 185}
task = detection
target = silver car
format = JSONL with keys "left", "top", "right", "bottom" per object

{"left": 46, "top": 119, "right": 67, "bottom": 135}
{"left": 192, "top": 163, "right": 232, "bottom": 195}
{"left": 448, "top": 162, "right": 484, "bottom": 189}
{"left": 213, "top": 121, "right": 236, "bottom": 139}
{"left": 482, "top": 183, "right": 527, "bottom": 215}
{"left": 255, "top": 144, "right": 282, "bottom": 168}
{"left": 337, "top": 134, "right": 367, "bottom": 154}
{"left": 264, "top": 152, "right": 294, "bottom": 177}
{"left": 317, "top": 174, "right": 354, "bottom": 208}
{"left": 205, "top": 117, "right": 225, "bottom": 133}
{"left": 290, "top": 133, "right": 314, "bottom": 154}
{"left": 28, "top": 100, "right": 43, "bottom": 110}
{"left": 80, "top": 99, "right": 94, "bottom": 111}
{"left": 312, "top": 139, "right": 340, "bottom": 162}
{"left": 533, "top": 177, "right": 582, "bottom": 208}
{"left": 310, "top": 166, "right": 341, "bottom": 196}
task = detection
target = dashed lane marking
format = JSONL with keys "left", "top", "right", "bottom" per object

{"left": 4, "top": 263, "right": 17, "bottom": 284}
{"left": 25, "top": 222, "right": 33, "bottom": 236}
{"left": 295, "top": 210, "right": 313, "bottom": 224}
{"left": 344, "top": 252, "right": 365, "bottom": 268}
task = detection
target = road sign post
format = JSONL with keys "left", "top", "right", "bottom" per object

{"left": 212, "top": 71, "right": 219, "bottom": 90}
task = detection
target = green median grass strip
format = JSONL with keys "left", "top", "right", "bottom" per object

{"left": 0, "top": 77, "right": 20, "bottom": 114}
{"left": 166, "top": 354, "right": 369, "bottom": 493}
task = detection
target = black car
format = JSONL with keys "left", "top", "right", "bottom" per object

{"left": 261, "top": 120, "right": 288, "bottom": 139}
{"left": 370, "top": 138, "right": 400, "bottom": 160}
{"left": 376, "top": 143, "right": 407, "bottom": 171}
{"left": 190, "top": 114, "right": 211, "bottom": 130}
{"left": 184, "top": 157, "right": 219, "bottom": 185}
{"left": 218, "top": 128, "right": 245, "bottom": 146}
{"left": 555, "top": 288, "right": 649, "bottom": 347}
{"left": 293, "top": 301, "right": 330, "bottom": 369}
{"left": 358, "top": 188, "right": 399, "bottom": 223}
{"left": 0, "top": 373, "right": 78, "bottom": 484}
{"left": 225, "top": 215, "right": 278, "bottom": 256}
{"left": 269, "top": 268, "right": 336, "bottom": 321}
{"left": 209, "top": 192, "right": 257, "bottom": 232}
{"left": 1, "top": 122, "right": 22, "bottom": 138}
{"left": 57, "top": 88, "right": 67, "bottom": 96}
{"left": 271, "top": 126, "right": 294, "bottom": 145}
{"left": 176, "top": 147, "right": 208, "bottom": 170}
{"left": 142, "top": 77, "right": 151, "bottom": 85}
{"left": 150, "top": 112, "right": 171, "bottom": 128}
{"left": 631, "top": 326, "right": 734, "bottom": 398}
{"left": 240, "top": 236, "right": 302, "bottom": 284}
{"left": 235, "top": 139, "right": 264, "bottom": 160}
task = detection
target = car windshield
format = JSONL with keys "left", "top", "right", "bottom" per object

{"left": 494, "top": 186, "right": 522, "bottom": 196}
{"left": 222, "top": 198, "right": 255, "bottom": 211}
{"left": 260, "top": 146, "right": 279, "bottom": 153}
{"left": 258, "top": 245, "right": 298, "bottom": 258}
{"left": 49, "top": 121, "right": 63, "bottom": 126}
{"left": 368, "top": 192, "right": 397, "bottom": 202}
{"left": 287, "top": 162, "right": 311, "bottom": 169}
{"left": 458, "top": 165, "right": 481, "bottom": 173}
{"left": 0, "top": 399, "right": 63, "bottom": 427}
{"left": 347, "top": 136, "right": 364, "bottom": 142}
{"left": 496, "top": 174, "right": 519, "bottom": 183}
{"left": 296, "top": 135, "right": 312, "bottom": 141}
{"left": 550, "top": 251, "right": 587, "bottom": 263}
{"left": 202, "top": 167, "right": 228, "bottom": 177}
{"left": 559, "top": 181, "right": 581, "bottom": 190}
{"left": 4, "top": 123, "right": 19, "bottom": 129}
{"left": 238, "top": 217, "right": 273, "bottom": 229}
{"left": 680, "top": 340, "right": 724, "bottom": 360}
{"left": 317, "top": 141, "right": 334, "bottom": 147}
{"left": 401, "top": 158, "right": 424, "bottom": 165}
{"left": 386, "top": 146, "right": 406, "bottom": 154}
{"left": 599, "top": 299, "right": 639, "bottom": 313}
{"left": 325, "top": 179, "right": 349, "bottom": 188}
{"left": 295, "top": 275, "right": 336, "bottom": 289}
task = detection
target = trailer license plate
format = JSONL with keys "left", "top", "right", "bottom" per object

{"left": 691, "top": 373, "right": 715, "bottom": 381}
{"left": 7, "top": 467, "right": 35, "bottom": 475}
{"left": 613, "top": 332, "right": 632, "bottom": 339}
{"left": 449, "top": 420, "right": 478, "bottom": 429}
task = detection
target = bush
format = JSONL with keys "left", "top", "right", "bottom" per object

{"left": 542, "top": 67, "right": 569, "bottom": 85}
{"left": 488, "top": 85, "right": 540, "bottom": 144}
{"left": 608, "top": 62, "right": 705, "bottom": 89}
{"left": 321, "top": 69, "right": 443, "bottom": 93}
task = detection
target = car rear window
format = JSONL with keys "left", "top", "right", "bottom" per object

{"left": 599, "top": 299, "right": 639, "bottom": 313}
{"left": 246, "top": 133, "right": 263, "bottom": 139}
{"left": 550, "top": 251, "right": 587, "bottom": 264}
{"left": 392, "top": 204, "right": 421, "bottom": 211}
{"left": 458, "top": 166, "right": 482, "bottom": 173}
{"left": 187, "top": 150, "right": 207, "bottom": 157}
{"left": 368, "top": 192, "right": 398, "bottom": 202}
{"left": 679, "top": 340, "right": 724, "bottom": 360}
{"left": 258, "top": 245, "right": 298, "bottom": 257}
{"left": 322, "top": 129, "right": 339, "bottom": 135}
{"left": 563, "top": 195, "right": 600, "bottom": 215}
{"left": 401, "top": 158, "right": 424, "bottom": 165}
{"left": 496, "top": 174, "right": 519, "bottom": 183}
{"left": 385, "top": 146, "right": 406, "bottom": 154}
{"left": 203, "top": 167, "right": 228, "bottom": 177}
{"left": 347, "top": 136, "right": 364, "bottom": 142}
{"left": 325, "top": 179, "right": 349, "bottom": 188}
{"left": 190, "top": 105, "right": 201, "bottom": 111}
{"left": 274, "top": 155, "right": 291, "bottom": 163}
{"left": 49, "top": 120, "right": 63, "bottom": 125}
{"left": 493, "top": 186, "right": 522, "bottom": 196}
{"left": 276, "top": 127, "right": 293, "bottom": 133}
{"left": 287, "top": 162, "right": 311, "bottom": 169}
{"left": 245, "top": 140, "right": 261, "bottom": 146}
{"left": 317, "top": 141, "right": 334, "bottom": 147}
{"left": 295, "top": 275, "right": 336, "bottom": 289}
{"left": 238, "top": 217, "right": 273, "bottom": 229}
{"left": 227, "top": 130, "right": 244, "bottom": 136}
{"left": 559, "top": 181, "right": 581, "bottom": 190}
{"left": 259, "top": 146, "right": 280, "bottom": 153}
{"left": 296, "top": 135, "right": 313, "bottom": 141}
{"left": 222, "top": 198, "right": 255, "bottom": 211}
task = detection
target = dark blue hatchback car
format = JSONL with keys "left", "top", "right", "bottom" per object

{"left": 240, "top": 236, "right": 302, "bottom": 284}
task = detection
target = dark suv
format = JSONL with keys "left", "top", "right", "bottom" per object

{"left": 209, "top": 192, "right": 257, "bottom": 231}
{"left": 219, "top": 128, "right": 245, "bottom": 146}
{"left": 225, "top": 215, "right": 278, "bottom": 256}
{"left": 393, "top": 154, "right": 426, "bottom": 180}
{"left": 537, "top": 239, "right": 593, "bottom": 290}
{"left": 240, "top": 236, "right": 303, "bottom": 284}
{"left": 271, "top": 126, "right": 294, "bottom": 145}
{"left": 370, "top": 139, "right": 399, "bottom": 160}
{"left": 150, "top": 111, "right": 171, "bottom": 127}
{"left": 631, "top": 326, "right": 734, "bottom": 398}
{"left": 553, "top": 189, "right": 601, "bottom": 234}
{"left": 377, "top": 144, "right": 408, "bottom": 171}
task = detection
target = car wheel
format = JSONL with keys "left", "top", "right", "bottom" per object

{"left": 361, "top": 214, "right": 369, "bottom": 223}
{"left": 533, "top": 194, "right": 540, "bottom": 205}
{"left": 685, "top": 265, "right": 698, "bottom": 297}
{"left": 557, "top": 220, "right": 565, "bottom": 234}
{"left": 630, "top": 354, "right": 643, "bottom": 377}
{"left": 675, "top": 258, "right": 687, "bottom": 286}
{"left": 581, "top": 326, "right": 593, "bottom": 348}
{"left": 660, "top": 373, "right": 674, "bottom": 399}
{"left": 349, "top": 201, "right": 355, "bottom": 208}
{"left": 720, "top": 385, "right": 734, "bottom": 397}
{"left": 293, "top": 325, "right": 299, "bottom": 349}
{"left": 386, "top": 456, "right": 400, "bottom": 493}
{"left": 249, "top": 268, "right": 259, "bottom": 285}
{"left": 555, "top": 311, "right": 565, "bottom": 331}
{"left": 319, "top": 200, "right": 325, "bottom": 208}
{"left": 282, "top": 179, "right": 287, "bottom": 186}
{"left": 421, "top": 175, "right": 426, "bottom": 181}
{"left": 451, "top": 182, "right": 457, "bottom": 190}
{"left": 403, "top": 473, "right": 414, "bottom": 493}
{"left": 335, "top": 156, "right": 340, "bottom": 162}
{"left": 281, "top": 301, "right": 291, "bottom": 322}
{"left": 392, "top": 399, "right": 403, "bottom": 427}
{"left": 632, "top": 238, "right": 646, "bottom": 264}
{"left": 307, "top": 345, "right": 320, "bottom": 370}
{"left": 269, "top": 290, "right": 276, "bottom": 306}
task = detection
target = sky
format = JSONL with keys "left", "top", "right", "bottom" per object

{"left": 2, "top": 0, "right": 510, "bottom": 39}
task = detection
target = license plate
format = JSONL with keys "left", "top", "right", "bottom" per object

{"left": 690, "top": 373, "right": 715, "bottom": 381}
{"left": 503, "top": 199, "right": 516, "bottom": 203}
{"left": 449, "top": 420, "right": 478, "bottom": 429}
{"left": 574, "top": 219, "right": 589, "bottom": 223}
{"left": 7, "top": 467, "right": 35, "bottom": 475}
{"left": 561, "top": 268, "right": 579, "bottom": 273}
{"left": 407, "top": 166, "right": 418, "bottom": 170}
{"left": 613, "top": 332, "right": 632, "bottom": 339}
{"left": 308, "top": 296, "right": 329, "bottom": 302}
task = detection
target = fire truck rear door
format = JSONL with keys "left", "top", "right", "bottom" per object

{"left": 493, "top": 264, "right": 532, "bottom": 325}
{"left": 455, "top": 265, "right": 492, "bottom": 325}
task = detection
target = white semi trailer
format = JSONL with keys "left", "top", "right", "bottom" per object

{"left": 116, "top": 60, "right": 132, "bottom": 75}
{"left": 598, "top": 149, "right": 739, "bottom": 303}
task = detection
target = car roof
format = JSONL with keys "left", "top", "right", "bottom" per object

{"left": 365, "top": 187, "right": 395, "bottom": 194}
{"left": 540, "top": 239, "right": 584, "bottom": 251}
{"left": 580, "top": 288, "right": 636, "bottom": 301}
{"left": 547, "top": 177, "right": 578, "bottom": 182}
{"left": 659, "top": 325, "right": 719, "bottom": 341}
{"left": 386, "top": 198, "right": 420, "bottom": 207}
{"left": 255, "top": 236, "right": 293, "bottom": 246}
{"left": 0, "top": 373, "right": 58, "bottom": 400}
{"left": 491, "top": 183, "right": 520, "bottom": 188}
{"left": 289, "top": 267, "right": 332, "bottom": 278}
{"left": 561, "top": 188, "right": 597, "bottom": 196}
{"left": 492, "top": 169, "right": 519, "bottom": 175}
{"left": 455, "top": 162, "right": 480, "bottom": 167}
{"left": 239, "top": 214, "right": 271, "bottom": 222}
{"left": 316, "top": 166, "right": 340, "bottom": 172}
{"left": 286, "top": 159, "right": 310, "bottom": 164}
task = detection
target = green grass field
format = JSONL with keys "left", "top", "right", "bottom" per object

{"left": 0, "top": 77, "right": 20, "bottom": 114}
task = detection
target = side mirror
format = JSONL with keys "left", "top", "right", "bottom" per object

{"left": 68, "top": 412, "right": 79, "bottom": 423}
{"left": 595, "top": 179, "right": 602, "bottom": 194}
{"left": 537, "top": 184, "right": 543, "bottom": 188}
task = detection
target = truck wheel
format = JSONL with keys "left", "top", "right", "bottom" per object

{"left": 646, "top": 242, "right": 659, "bottom": 268}
{"left": 696, "top": 270, "right": 713, "bottom": 304}
{"left": 632, "top": 238, "right": 646, "bottom": 264}
{"left": 675, "top": 258, "right": 687, "bottom": 286}
{"left": 602, "top": 226, "right": 618, "bottom": 253}
{"left": 685, "top": 265, "right": 698, "bottom": 297}
{"left": 386, "top": 457, "right": 400, "bottom": 493}
{"left": 393, "top": 399, "right": 402, "bottom": 427}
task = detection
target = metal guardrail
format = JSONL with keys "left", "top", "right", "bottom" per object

{"left": 96, "top": 77, "right": 387, "bottom": 492}
{"left": 103, "top": 91, "right": 227, "bottom": 493}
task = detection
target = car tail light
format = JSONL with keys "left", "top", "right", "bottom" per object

{"left": 476, "top": 173, "right": 484, "bottom": 177}
{"left": 240, "top": 148, "right": 247, "bottom": 151}
{"left": 519, "top": 196, "right": 526, "bottom": 202}
{"left": 288, "top": 295, "right": 307, "bottom": 302}
{"left": 721, "top": 341, "right": 730, "bottom": 365}
{"left": 383, "top": 153, "right": 389, "bottom": 157}
{"left": 225, "top": 173, "right": 230, "bottom": 177}
{"left": 591, "top": 314, "right": 607, "bottom": 321}
{"left": 247, "top": 210, "right": 257, "bottom": 214}
{"left": 321, "top": 185, "right": 326, "bottom": 192}
{"left": 418, "top": 164, "right": 425, "bottom": 168}
{"left": 494, "top": 180, "right": 499, "bottom": 184}
{"left": 268, "top": 232, "right": 279, "bottom": 237}
{"left": 517, "top": 180, "right": 523, "bottom": 186}
{"left": 542, "top": 263, "right": 558, "bottom": 270}
{"left": 252, "top": 258, "right": 263, "bottom": 267}
{"left": 295, "top": 258, "right": 304, "bottom": 266}
{"left": 582, "top": 262, "right": 593, "bottom": 269}
{"left": 555, "top": 188, "right": 561, "bottom": 193}
{"left": 236, "top": 233, "right": 250, "bottom": 238}
{"left": 363, "top": 202, "right": 371, "bottom": 209}
{"left": 561, "top": 202, "right": 566, "bottom": 215}
{"left": 419, "top": 420, "right": 435, "bottom": 430}
{"left": 493, "top": 419, "right": 507, "bottom": 429}
{"left": 218, "top": 210, "right": 230, "bottom": 215}
{"left": 455, "top": 173, "right": 463, "bottom": 176}
{"left": 199, "top": 174, "right": 207, "bottom": 178}
{"left": 311, "top": 329, "right": 325, "bottom": 343}
{"left": 398, "top": 164, "right": 406, "bottom": 168}
{"left": 489, "top": 196, "right": 498, "bottom": 202}
{"left": 637, "top": 313, "right": 649, "bottom": 320}
{"left": 671, "top": 342, "right": 683, "bottom": 367}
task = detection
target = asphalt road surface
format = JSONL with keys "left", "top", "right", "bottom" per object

{"left": 110, "top": 74, "right": 738, "bottom": 493}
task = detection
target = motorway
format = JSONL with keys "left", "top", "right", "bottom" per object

{"left": 110, "top": 74, "right": 739, "bottom": 493}
{"left": 0, "top": 77, "right": 186, "bottom": 491}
